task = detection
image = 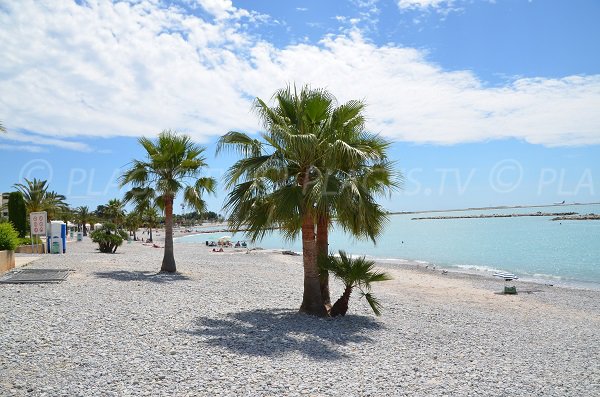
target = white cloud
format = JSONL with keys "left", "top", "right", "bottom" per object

{"left": 0, "top": 144, "right": 47, "bottom": 153}
{"left": 196, "top": 0, "right": 236, "bottom": 19}
{"left": 397, "top": 0, "right": 454, "bottom": 10}
{"left": 2, "top": 130, "right": 93, "bottom": 152}
{"left": 0, "top": 0, "right": 598, "bottom": 147}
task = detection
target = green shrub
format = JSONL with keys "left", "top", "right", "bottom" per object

{"left": 90, "top": 223, "right": 128, "bottom": 253}
{"left": 0, "top": 223, "right": 19, "bottom": 251}
{"left": 17, "top": 236, "right": 42, "bottom": 246}
{"left": 8, "top": 191, "right": 27, "bottom": 238}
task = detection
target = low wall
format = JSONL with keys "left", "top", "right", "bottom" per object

{"left": 0, "top": 250, "right": 15, "bottom": 273}
{"left": 15, "top": 244, "right": 46, "bottom": 254}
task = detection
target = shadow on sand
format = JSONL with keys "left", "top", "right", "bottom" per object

{"left": 93, "top": 270, "right": 191, "bottom": 283}
{"left": 182, "top": 308, "right": 383, "bottom": 360}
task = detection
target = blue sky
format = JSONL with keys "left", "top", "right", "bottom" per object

{"left": 1, "top": 0, "right": 599, "bottom": 213}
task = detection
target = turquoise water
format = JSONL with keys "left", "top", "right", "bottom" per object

{"left": 177, "top": 204, "right": 600, "bottom": 287}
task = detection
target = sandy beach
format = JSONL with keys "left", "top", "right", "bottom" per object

{"left": 1, "top": 238, "right": 599, "bottom": 396}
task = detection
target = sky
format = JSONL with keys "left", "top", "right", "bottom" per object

{"left": 1, "top": 0, "right": 599, "bottom": 213}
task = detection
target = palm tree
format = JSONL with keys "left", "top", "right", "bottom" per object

{"left": 13, "top": 178, "right": 68, "bottom": 220}
{"left": 121, "top": 130, "right": 216, "bottom": 272}
{"left": 141, "top": 206, "right": 160, "bottom": 242}
{"left": 0, "top": 121, "right": 6, "bottom": 133}
{"left": 14, "top": 178, "right": 48, "bottom": 213}
{"left": 321, "top": 251, "right": 392, "bottom": 317}
{"left": 88, "top": 213, "right": 99, "bottom": 232}
{"left": 312, "top": 100, "right": 399, "bottom": 308}
{"left": 75, "top": 206, "right": 91, "bottom": 236}
{"left": 104, "top": 199, "right": 125, "bottom": 226}
{"left": 124, "top": 211, "right": 142, "bottom": 241}
{"left": 217, "top": 85, "right": 400, "bottom": 316}
{"left": 58, "top": 206, "right": 74, "bottom": 231}
{"left": 218, "top": 86, "right": 335, "bottom": 316}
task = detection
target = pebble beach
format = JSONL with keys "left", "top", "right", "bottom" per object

{"left": 1, "top": 238, "right": 599, "bottom": 396}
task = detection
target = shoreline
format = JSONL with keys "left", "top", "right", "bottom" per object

{"left": 372, "top": 256, "right": 600, "bottom": 292}
{"left": 173, "top": 237, "right": 600, "bottom": 292}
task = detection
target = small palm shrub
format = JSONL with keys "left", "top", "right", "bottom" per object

{"left": 320, "top": 250, "right": 392, "bottom": 317}
{"left": 90, "top": 223, "right": 128, "bottom": 253}
{"left": 0, "top": 222, "right": 19, "bottom": 251}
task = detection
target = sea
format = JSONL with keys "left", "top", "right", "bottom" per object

{"left": 176, "top": 204, "right": 600, "bottom": 289}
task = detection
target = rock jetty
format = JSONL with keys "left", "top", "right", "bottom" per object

{"left": 551, "top": 213, "right": 600, "bottom": 221}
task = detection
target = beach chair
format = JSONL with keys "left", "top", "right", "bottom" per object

{"left": 493, "top": 272, "right": 518, "bottom": 294}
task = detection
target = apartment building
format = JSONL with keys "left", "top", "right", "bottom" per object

{"left": 1, "top": 192, "right": 9, "bottom": 218}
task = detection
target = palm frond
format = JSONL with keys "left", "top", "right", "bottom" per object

{"left": 216, "top": 131, "right": 262, "bottom": 157}
{"left": 183, "top": 186, "right": 207, "bottom": 213}
{"left": 360, "top": 292, "right": 384, "bottom": 316}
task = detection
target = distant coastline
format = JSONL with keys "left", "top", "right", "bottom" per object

{"left": 390, "top": 202, "right": 600, "bottom": 215}
{"left": 411, "top": 211, "right": 579, "bottom": 221}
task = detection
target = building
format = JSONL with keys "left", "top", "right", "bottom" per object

{"left": 1, "top": 192, "right": 9, "bottom": 218}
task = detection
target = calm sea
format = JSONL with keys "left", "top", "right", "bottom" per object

{"left": 177, "top": 204, "right": 600, "bottom": 288}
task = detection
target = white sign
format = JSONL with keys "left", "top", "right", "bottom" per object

{"left": 30, "top": 211, "right": 47, "bottom": 236}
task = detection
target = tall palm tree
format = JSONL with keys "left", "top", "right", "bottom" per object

{"left": 58, "top": 206, "right": 74, "bottom": 231}
{"left": 141, "top": 206, "right": 160, "bottom": 242}
{"left": 75, "top": 206, "right": 91, "bottom": 236}
{"left": 217, "top": 85, "right": 400, "bottom": 316}
{"left": 121, "top": 130, "right": 216, "bottom": 272}
{"left": 14, "top": 178, "right": 48, "bottom": 213}
{"left": 218, "top": 86, "right": 336, "bottom": 316}
{"left": 88, "top": 213, "right": 99, "bottom": 232}
{"left": 0, "top": 121, "right": 6, "bottom": 133}
{"left": 312, "top": 100, "right": 399, "bottom": 308}
{"left": 124, "top": 210, "right": 142, "bottom": 241}
{"left": 14, "top": 178, "right": 68, "bottom": 220}
{"left": 46, "top": 192, "right": 69, "bottom": 221}
{"left": 320, "top": 251, "right": 392, "bottom": 316}
{"left": 104, "top": 198, "right": 125, "bottom": 226}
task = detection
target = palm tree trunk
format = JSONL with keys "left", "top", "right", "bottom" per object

{"left": 316, "top": 215, "right": 331, "bottom": 309}
{"left": 161, "top": 196, "right": 176, "bottom": 272}
{"left": 299, "top": 212, "right": 327, "bottom": 316}
{"left": 330, "top": 285, "right": 353, "bottom": 317}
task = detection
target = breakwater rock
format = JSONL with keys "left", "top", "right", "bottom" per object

{"left": 551, "top": 213, "right": 600, "bottom": 221}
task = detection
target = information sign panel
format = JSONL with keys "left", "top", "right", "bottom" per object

{"left": 30, "top": 211, "right": 47, "bottom": 236}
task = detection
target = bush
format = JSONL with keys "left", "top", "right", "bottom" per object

{"left": 8, "top": 191, "right": 27, "bottom": 238}
{"left": 17, "top": 236, "right": 42, "bottom": 246}
{"left": 0, "top": 223, "right": 19, "bottom": 251}
{"left": 90, "top": 223, "right": 128, "bottom": 253}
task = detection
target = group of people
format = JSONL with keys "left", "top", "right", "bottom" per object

{"left": 206, "top": 240, "right": 247, "bottom": 252}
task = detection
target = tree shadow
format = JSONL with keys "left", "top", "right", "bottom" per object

{"left": 182, "top": 308, "right": 384, "bottom": 361}
{"left": 93, "top": 270, "right": 191, "bottom": 283}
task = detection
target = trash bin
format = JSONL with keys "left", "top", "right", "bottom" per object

{"left": 77, "top": 232, "right": 83, "bottom": 242}
{"left": 51, "top": 236, "right": 61, "bottom": 254}
{"left": 70, "top": 231, "right": 74, "bottom": 238}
